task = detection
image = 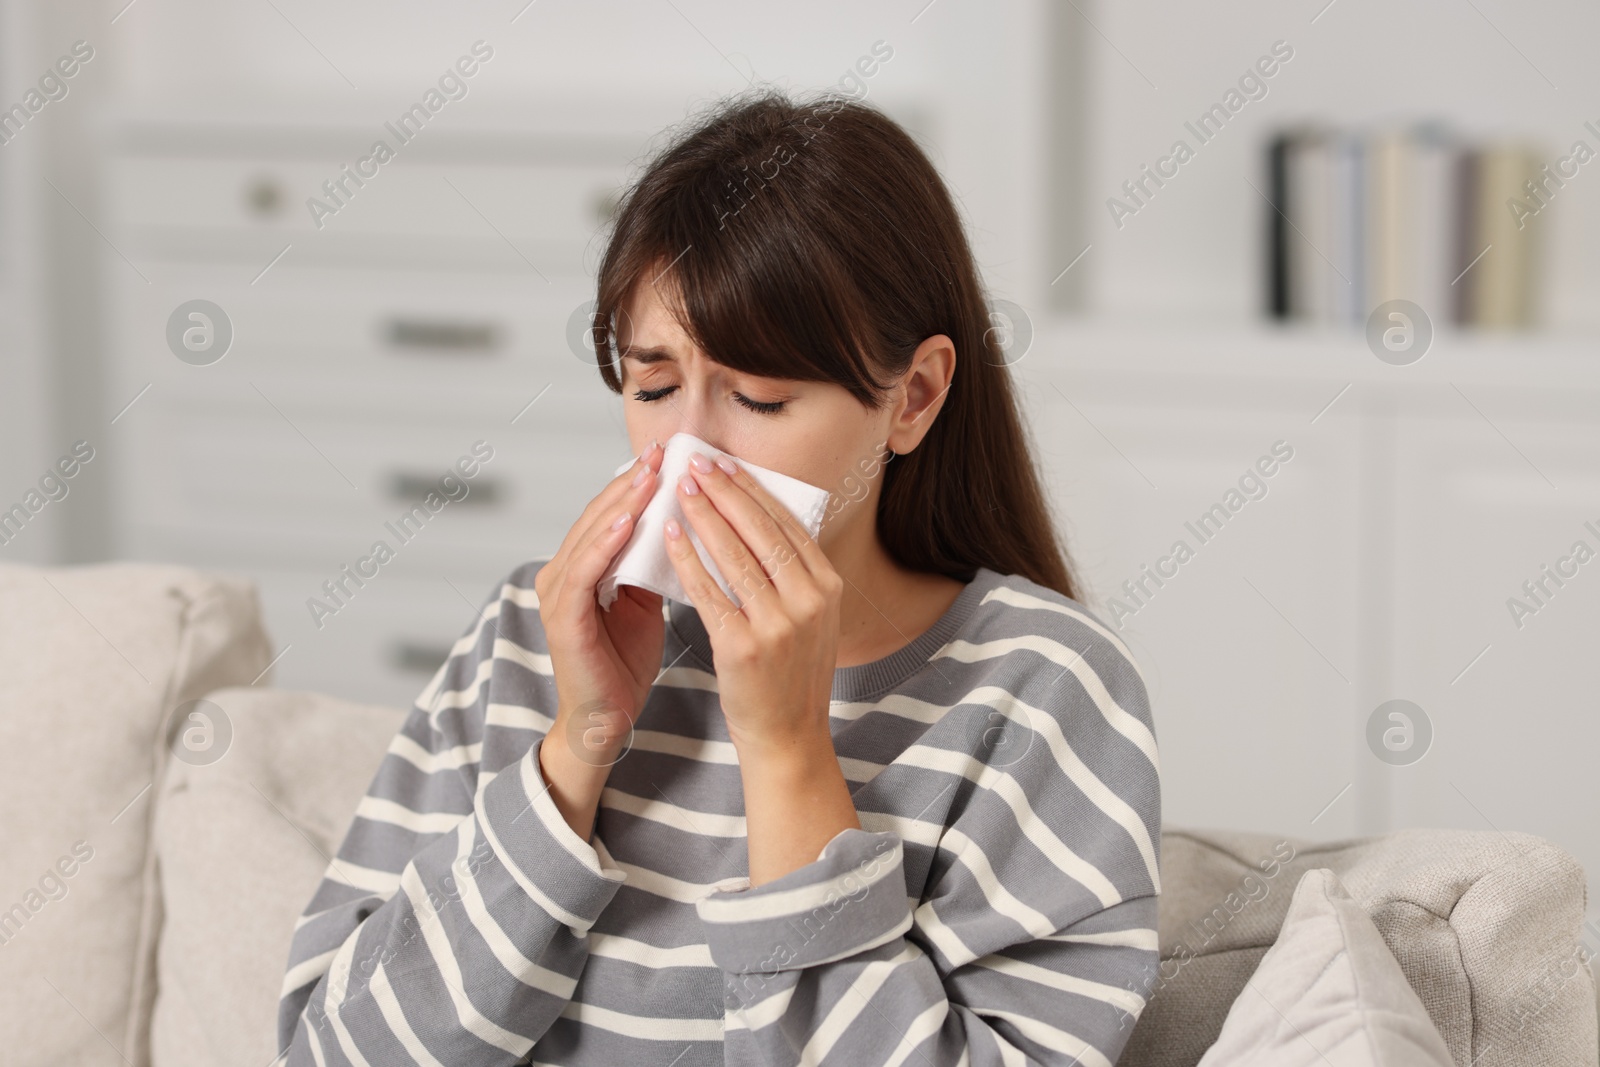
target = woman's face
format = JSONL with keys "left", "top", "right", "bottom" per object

{"left": 614, "top": 274, "right": 942, "bottom": 549}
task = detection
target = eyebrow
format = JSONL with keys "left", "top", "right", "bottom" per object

{"left": 616, "top": 346, "right": 797, "bottom": 389}
{"left": 619, "top": 345, "right": 675, "bottom": 365}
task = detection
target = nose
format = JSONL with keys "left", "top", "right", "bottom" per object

{"left": 678, "top": 427, "right": 731, "bottom": 455}
{"left": 624, "top": 376, "right": 738, "bottom": 456}
{"left": 658, "top": 404, "right": 731, "bottom": 453}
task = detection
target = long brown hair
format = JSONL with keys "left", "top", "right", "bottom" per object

{"left": 590, "top": 87, "right": 1080, "bottom": 602}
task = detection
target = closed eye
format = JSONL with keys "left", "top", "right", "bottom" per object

{"left": 631, "top": 384, "right": 787, "bottom": 414}
{"left": 632, "top": 385, "right": 676, "bottom": 403}
{"left": 733, "top": 392, "right": 785, "bottom": 414}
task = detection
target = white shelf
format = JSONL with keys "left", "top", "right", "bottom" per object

{"left": 1026, "top": 316, "right": 1600, "bottom": 391}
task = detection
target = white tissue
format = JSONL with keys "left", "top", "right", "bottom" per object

{"left": 597, "top": 431, "right": 832, "bottom": 611}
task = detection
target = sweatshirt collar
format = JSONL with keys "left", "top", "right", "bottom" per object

{"left": 667, "top": 565, "right": 1000, "bottom": 703}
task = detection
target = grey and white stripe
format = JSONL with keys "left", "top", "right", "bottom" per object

{"left": 277, "top": 559, "right": 1161, "bottom": 1065}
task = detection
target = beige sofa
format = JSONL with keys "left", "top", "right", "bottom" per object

{"left": 0, "top": 561, "right": 1594, "bottom": 1066}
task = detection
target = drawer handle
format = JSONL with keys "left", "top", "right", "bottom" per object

{"left": 385, "top": 318, "right": 500, "bottom": 352}
{"left": 388, "top": 472, "right": 502, "bottom": 506}
{"left": 389, "top": 640, "right": 453, "bottom": 675}
{"left": 244, "top": 174, "right": 286, "bottom": 218}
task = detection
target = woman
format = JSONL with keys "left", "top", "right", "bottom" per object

{"left": 277, "top": 88, "right": 1161, "bottom": 1066}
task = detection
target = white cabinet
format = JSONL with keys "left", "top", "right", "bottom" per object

{"left": 1388, "top": 390, "right": 1600, "bottom": 861}
{"left": 101, "top": 111, "right": 643, "bottom": 708}
{"left": 1027, "top": 320, "right": 1600, "bottom": 897}
{"left": 1018, "top": 342, "right": 1367, "bottom": 838}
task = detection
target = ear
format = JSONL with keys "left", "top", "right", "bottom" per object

{"left": 886, "top": 334, "right": 955, "bottom": 456}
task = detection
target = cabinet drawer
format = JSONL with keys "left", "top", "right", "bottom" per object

{"left": 106, "top": 150, "right": 628, "bottom": 236}
{"left": 115, "top": 391, "right": 626, "bottom": 565}
{"left": 108, "top": 268, "right": 613, "bottom": 404}
{"left": 108, "top": 154, "right": 630, "bottom": 275}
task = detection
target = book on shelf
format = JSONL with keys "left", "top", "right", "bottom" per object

{"left": 1265, "top": 124, "right": 1543, "bottom": 330}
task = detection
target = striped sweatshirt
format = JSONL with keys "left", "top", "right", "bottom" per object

{"left": 276, "top": 557, "right": 1162, "bottom": 1066}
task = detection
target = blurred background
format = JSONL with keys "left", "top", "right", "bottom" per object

{"left": 1, "top": 0, "right": 1596, "bottom": 927}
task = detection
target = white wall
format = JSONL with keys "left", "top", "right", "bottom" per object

{"left": 0, "top": 0, "right": 48, "bottom": 564}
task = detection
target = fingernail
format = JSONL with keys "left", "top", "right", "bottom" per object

{"left": 631, "top": 465, "right": 650, "bottom": 487}
{"left": 664, "top": 517, "right": 682, "bottom": 539}
{"left": 610, "top": 510, "right": 630, "bottom": 530}
{"left": 688, "top": 451, "right": 712, "bottom": 474}
{"left": 714, "top": 454, "right": 738, "bottom": 475}
{"left": 679, "top": 473, "right": 700, "bottom": 496}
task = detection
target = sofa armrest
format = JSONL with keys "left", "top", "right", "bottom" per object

{"left": 1119, "top": 826, "right": 1599, "bottom": 1067}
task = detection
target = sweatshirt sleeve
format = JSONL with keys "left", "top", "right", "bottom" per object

{"left": 275, "top": 563, "right": 627, "bottom": 1065}
{"left": 696, "top": 624, "right": 1162, "bottom": 1066}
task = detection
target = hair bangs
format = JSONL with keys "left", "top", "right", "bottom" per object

{"left": 593, "top": 96, "right": 893, "bottom": 406}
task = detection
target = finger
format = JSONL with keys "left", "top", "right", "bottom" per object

{"left": 694, "top": 450, "right": 824, "bottom": 587}
{"left": 552, "top": 500, "right": 641, "bottom": 628}
{"left": 674, "top": 469, "right": 782, "bottom": 618}
{"left": 681, "top": 457, "right": 806, "bottom": 612}
{"left": 556, "top": 438, "right": 662, "bottom": 566}
{"left": 662, "top": 509, "right": 747, "bottom": 638}
{"left": 548, "top": 440, "right": 662, "bottom": 613}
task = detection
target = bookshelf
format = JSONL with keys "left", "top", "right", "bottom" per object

{"left": 1063, "top": 0, "right": 1600, "bottom": 337}
{"left": 1028, "top": 3, "right": 1599, "bottom": 888}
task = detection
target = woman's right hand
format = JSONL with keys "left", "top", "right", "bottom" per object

{"left": 534, "top": 438, "right": 666, "bottom": 831}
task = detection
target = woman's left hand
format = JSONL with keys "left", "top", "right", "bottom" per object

{"left": 664, "top": 450, "right": 842, "bottom": 759}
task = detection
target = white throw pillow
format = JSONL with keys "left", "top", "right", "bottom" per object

{"left": 1196, "top": 868, "right": 1455, "bottom": 1067}
{"left": 150, "top": 687, "right": 406, "bottom": 1067}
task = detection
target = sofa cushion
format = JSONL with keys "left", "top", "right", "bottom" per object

{"left": 1118, "top": 827, "right": 1599, "bottom": 1067}
{"left": 149, "top": 686, "right": 405, "bottom": 1067}
{"left": 0, "top": 562, "right": 273, "bottom": 1067}
{"left": 1195, "top": 868, "right": 1455, "bottom": 1066}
